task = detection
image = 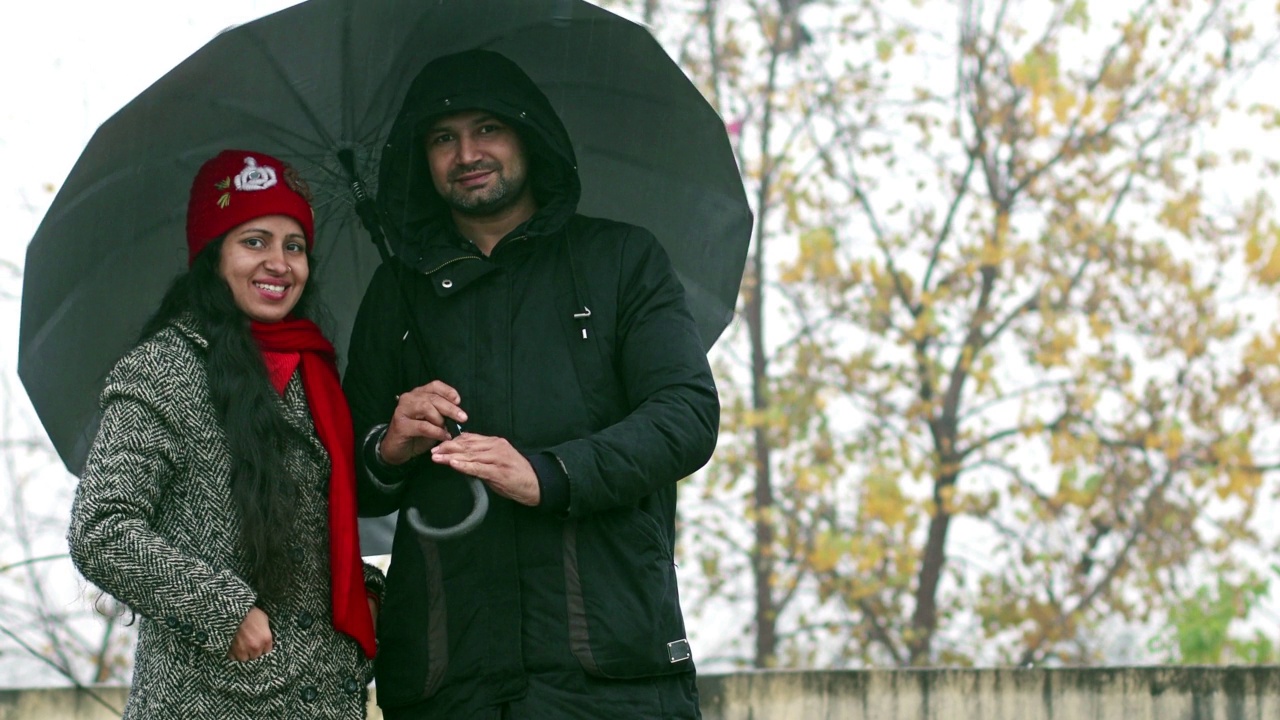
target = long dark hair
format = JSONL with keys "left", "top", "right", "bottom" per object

{"left": 139, "top": 238, "right": 325, "bottom": 603}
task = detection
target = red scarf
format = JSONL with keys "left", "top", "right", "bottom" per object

{"left": 250, "top": 319, "right": 376, "bottom": 659}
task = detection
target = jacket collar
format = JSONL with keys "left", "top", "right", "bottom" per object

{"left": 402, "top": 219, "right": 554, "bottom": 298}
{"left": 170, "top": 313, "right": 209, "bottom": 349}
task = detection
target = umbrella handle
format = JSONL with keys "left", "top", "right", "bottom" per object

{"left": 371, "top": 419, "right": 488, "bottom": 541}
{"left": 337, "top": 148, "right": 393, "bottom": 264}
{"left": 404, "top": 476, "right": 489, "bottom": 541}
{"left": 341, "top": 152, "right": 488, "bottom": 541}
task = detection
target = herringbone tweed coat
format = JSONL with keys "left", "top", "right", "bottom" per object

{"left": 68, "top": 317, "right": 383, "bottom": 719}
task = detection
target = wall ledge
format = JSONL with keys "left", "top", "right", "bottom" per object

{"left": 4, "top": 667, "right": 1279, "bottom": 719}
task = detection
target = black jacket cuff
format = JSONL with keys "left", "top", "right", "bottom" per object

{"left": 528, "top": 452, "right": 570, "bottom": 514}
{"left": 361, "top": 423, "right": 415, "bottom": 486}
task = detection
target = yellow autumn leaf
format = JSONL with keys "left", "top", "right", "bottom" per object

{"left": 1162, "top": 425, "right": 1184, "bottom": 461}
{"left": 1010, "top": 62, "right": 1030, "bottom": 88}
{"left": 785, "top": 191, "right": 801, "bottom": 226}
{"left": 1219, "top": 467, "right": 1261, "bottom": 500}
{"left": 863, "top": 476, "right": 909, "bottom": 526}
{"left": 980, "top": 241, "right": 1005, "bottom": 266}
{"left": 1087, "top": 313, "right": 1112, "bottom": 338}
{"left": 1245, "top": 228, "right": 1265, "bottom": 265}
{"left": 795, "top": 227, "right": 838, "bottom": 282}
{"left": 809, "top": 533, "right": 844, "bottom": 573}
{"left": 1259, "top": 244, "right": 1280, "bottom": 284}
{"left": 1103, "top": 98, "right": 1123, "bottom": 123}
{"left": 1158, "top": 192, "right": 1201, "bottom": 236}
{"left": 1053, "top": 90, "right": 1075, "bottom": 124}
{"left": 779, "top": 262, "right": 804, "bottom": 284}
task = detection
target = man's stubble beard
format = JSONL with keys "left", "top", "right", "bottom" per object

{"left": 443, "top": 168, "right": 530, "bottom": 218}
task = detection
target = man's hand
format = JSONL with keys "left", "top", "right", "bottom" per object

{"left": 380, "top": 380, "right": 468, "bottom": 465}
{"left": 430, "top": 433, "right": 541, "bottom": 506}
{"left": 228, "top": 606, "right": 273, "bottom": 661}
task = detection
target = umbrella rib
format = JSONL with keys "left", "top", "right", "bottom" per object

{"left": 232, "top": 23, "right": 343, "bottom": 153}
{"left": 351, "top": 4, "right": 444, "bottom": 136}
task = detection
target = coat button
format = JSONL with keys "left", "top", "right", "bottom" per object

{"left": 194, "top": 630, "right": 208, "bottom": 644}
{"left": 289, "top": 547, "right": 305, "bottom": 563}
{"left": 165, "top": 616, "right": 179, "bottom": 629}
{"left": 296, "top": 611, "right": 314, "bottom": 630}
{"left": 179, "top": 621, "right": 193, "bottom": 635}
{"left": 342, "top": 677, "right": 360, "bottom": 694}
{"left": 300, "top": 685, "right": 318, "bottom": 702}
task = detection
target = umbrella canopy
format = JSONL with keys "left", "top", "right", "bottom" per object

{"left": 20, "top": 0, "right": 752, "bottom": 551}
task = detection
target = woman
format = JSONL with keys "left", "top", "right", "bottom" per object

{"left": 68, "top": 149, "right": 382, "bottom": 718}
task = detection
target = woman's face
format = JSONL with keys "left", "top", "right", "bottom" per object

{"left": 218, "top": 214, "right": 309, "bottom": 323}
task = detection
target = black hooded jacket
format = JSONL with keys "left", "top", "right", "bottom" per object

{"left": 343, "top": 51, "right": 717, "bottom": 717}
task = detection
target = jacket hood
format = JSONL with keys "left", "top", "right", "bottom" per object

{"left": 378, "top": 49, "right": 581, "bottom": 262}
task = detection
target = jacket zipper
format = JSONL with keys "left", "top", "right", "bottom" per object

{"left": 423, "top": 234, "right": 528, "bottom": 274}
{"left": 422, "top": 252, "right": 481, "bottom": 274}
{"left": 491, "top": 234, "right": 529, "bottom": 257}
{"left": 423, "top": 254, "right": 481, "bottom": 275}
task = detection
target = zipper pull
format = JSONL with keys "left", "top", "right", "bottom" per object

{"left": 573, "top": 306, "right": 592, "bottom": 340}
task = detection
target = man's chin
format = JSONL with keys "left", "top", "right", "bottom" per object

{"left": 450, "top": 192, "right": 517, "bottom": 218}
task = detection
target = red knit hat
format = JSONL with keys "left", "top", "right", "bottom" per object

{"left": 186, "top": 150, "right": 316, "bottom": 265}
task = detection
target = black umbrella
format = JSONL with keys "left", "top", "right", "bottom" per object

{"left": 19, "top": 0, "right": 752, "bottom": 552}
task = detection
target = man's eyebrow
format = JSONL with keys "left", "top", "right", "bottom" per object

{"left": 427, "top": 115, "right": 502, "bottom": 134}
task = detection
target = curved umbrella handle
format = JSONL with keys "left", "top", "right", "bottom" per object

{"left": 404, "top": 476, "right": 489, "bottom": 541}
{"left": 364, "top": 422, "right": 490, "bottom": 541}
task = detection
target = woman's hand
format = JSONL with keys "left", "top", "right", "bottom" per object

{"left": 228, "top": 606, "right": 274, "bottom": 661}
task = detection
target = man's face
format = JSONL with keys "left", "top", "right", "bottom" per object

{"left": 424, "top": 110, "right": 531, "bottom": 217}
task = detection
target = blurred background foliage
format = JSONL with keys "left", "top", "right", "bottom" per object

{"left": 600, "top": 0, "right": 1280, "bottom": 668}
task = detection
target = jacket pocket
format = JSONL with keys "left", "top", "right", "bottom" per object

{"left": 373, "top": 532, "right": 449, "bottom": 706}
{"left": 564, "top": 507, "right": 694, "bottom": 679}
{"left": 197, "top": 640, "right": 298, "bottom": 700}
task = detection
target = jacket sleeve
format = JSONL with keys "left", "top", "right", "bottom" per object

{"left": 362, "top": 561, "right": 387, "bottom": 605}
{"left": 67, "top": 348, "right": 257, "bottom": 657}
{"left": 344, "top": 262, "right": 413, "bottom": 516}
{"left": 547, "top": 227, "right": 720, "bottom": 516}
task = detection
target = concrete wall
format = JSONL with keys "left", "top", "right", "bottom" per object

{"left": 697, "top": 668, "right": 1280, "bottom": 720}
{"left": 0, "top": 687, "right": 127, "bottom": 720}
{"left": 3, "top": 668, "right": 1278, "bottom": 719}
{"left": 0, "top": 687, "right": 384, "bottom": 720}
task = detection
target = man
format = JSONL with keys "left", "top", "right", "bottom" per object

{"left": 343, "top": 49, "right": 718, "bottom": 719}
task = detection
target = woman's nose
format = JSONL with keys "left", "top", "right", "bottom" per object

{"left": 263, "top": 245, "right": 289, "bottom": 272}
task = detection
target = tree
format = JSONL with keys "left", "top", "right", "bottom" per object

{"left": 612, "top": 0, "right": 1280, "bottom": 667}
{"left": 1150, "top": 570, "right": 1277, "bottom": 664}
{"left": 1, "top": 219, "right": 131, "bottom": 705}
